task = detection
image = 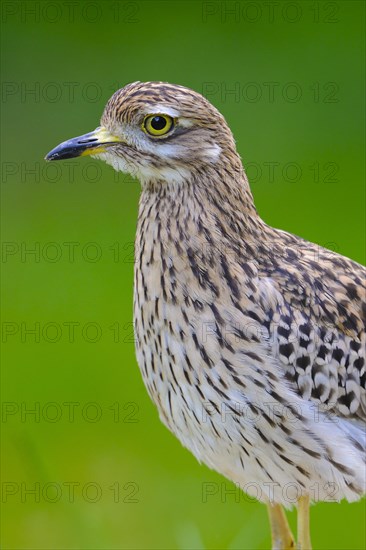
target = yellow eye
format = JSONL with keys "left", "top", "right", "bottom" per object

{"left": 143, "top": 114, "right": 174, "bottom": 137}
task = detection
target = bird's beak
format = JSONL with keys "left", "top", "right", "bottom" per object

{"left": 45, "top": 126, "right": 123, "bottom": 161}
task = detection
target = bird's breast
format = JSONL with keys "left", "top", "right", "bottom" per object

{"left": 132, "top": 209, "right": 269, "bottom": 459}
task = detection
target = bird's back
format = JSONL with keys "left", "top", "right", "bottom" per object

{"left": 253, "top": 225, "right": 366, "bottom": 422}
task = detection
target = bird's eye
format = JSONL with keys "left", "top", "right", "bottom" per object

{"left": 143, "top": 115, "right": 174, "bottom": 137}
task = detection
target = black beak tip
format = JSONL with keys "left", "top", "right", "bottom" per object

{"left": 44, "top": 143, "right": 82, "bottom": 161}
{"left": 44, "top": 151, "right": 56, "bottom": 161}
{"left": 44, "top": 145, "right": 65, "bottom": 161}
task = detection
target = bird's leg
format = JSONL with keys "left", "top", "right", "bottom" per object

{"left": 267, "top": 503, "right": 296, "bottom": 550}
{"left": 297, "top": 494, "right": 312, "bottom": 550}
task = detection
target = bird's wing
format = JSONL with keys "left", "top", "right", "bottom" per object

{"left": 257, "top": 230, "right": 366, "bottom": 422}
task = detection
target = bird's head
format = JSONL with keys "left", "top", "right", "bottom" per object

{"left": 45, "top": 81, "right": 237, "bottom": 186}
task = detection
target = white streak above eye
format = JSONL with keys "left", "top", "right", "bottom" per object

{"left": 143, "top": 105, "right": 180, "bottom": 118}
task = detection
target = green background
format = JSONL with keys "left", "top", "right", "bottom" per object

{"left": 2, "top": 1, "right": 365, "bottom": 548}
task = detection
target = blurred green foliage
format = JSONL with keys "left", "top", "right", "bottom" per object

{"left": 1, "top": 0, "right": 365, "bottom": 548}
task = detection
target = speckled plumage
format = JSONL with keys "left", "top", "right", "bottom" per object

{"left": 46, "top": 81, "right": 366, "bottom": 546}
{"left": 132, "top": 160, "right": 366, "bottom": 506}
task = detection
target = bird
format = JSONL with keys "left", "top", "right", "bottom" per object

{"left": 45, "top": 81, "right": 366, "bottom": 550}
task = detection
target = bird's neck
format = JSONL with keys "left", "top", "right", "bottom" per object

{"left": 137, "top": 153, "right": 268, "bottom": 262}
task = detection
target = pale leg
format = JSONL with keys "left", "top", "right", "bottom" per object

{"left": 297, "top": 495, "right": 312, "bottom": 550}
{"left": 267, "top": 503, "right": 296, "bottom": 550}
